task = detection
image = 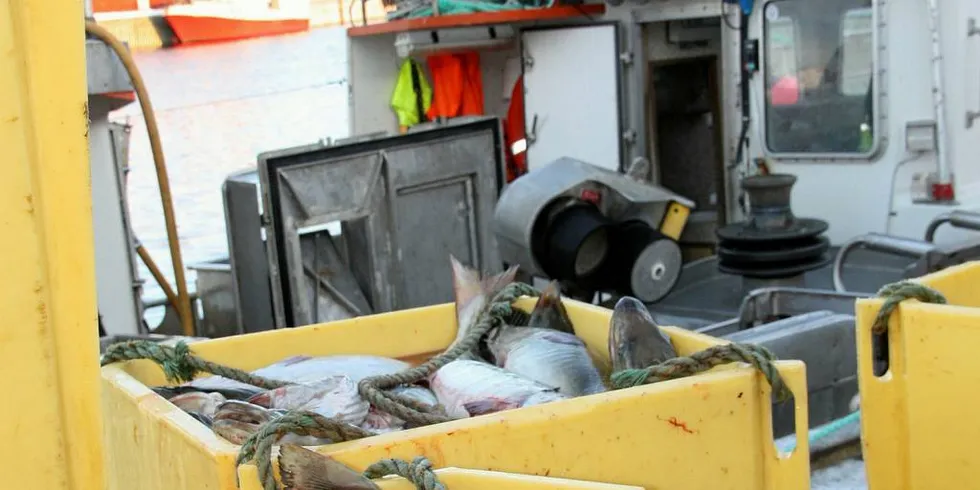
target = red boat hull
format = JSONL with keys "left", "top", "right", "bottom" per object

{"left": 165, "top": 14, "right": 309, "bottom": 44}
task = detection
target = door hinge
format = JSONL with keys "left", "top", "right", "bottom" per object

{"left": 622, "top": 128, "right": 637, "bottom": 144}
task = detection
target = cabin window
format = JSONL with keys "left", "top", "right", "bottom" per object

{"left": 763, "top": 0, "right": 875, "bottom": 155}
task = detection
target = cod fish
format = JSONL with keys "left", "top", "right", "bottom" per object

{"left": 279, "top": 443, "right": 379, "bottom": 490}
{"left": 212, "top": 400, "right": 333, "bottom": 446}
{"left": 449, "top": 255, "right": 518, "bottom": 355}
{"left": 429, "top": 359, "right": 568, "bottom": 418}
{"left": 485, "top": 325, "right": 606, "bottom": 396}
{"left": 608, "top": 296, "right": 677, "bottom": 371}
{"left": 162, "top": 354, "right": 412, "bottom": 399}
{"left": 247, "top": 375, "right": 370, "bottom": 427}
{"left": 360, "top": 385, "right": 441, "bottom": 433}
{"left": 527, "top": 281, "right": 575, "bottom": 334}
{"left": 169, "top": 391, "right": 226, "bottom": 426}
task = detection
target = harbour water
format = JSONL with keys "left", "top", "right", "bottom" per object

{"left": 110, "top": 27, "right": 352, "bottom": 325}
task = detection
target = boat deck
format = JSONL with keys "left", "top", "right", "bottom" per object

{"left": 647, "top": 246, "right": 911, "bottom": 328}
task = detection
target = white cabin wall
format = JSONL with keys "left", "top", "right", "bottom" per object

{"left": 884, "top": 0, "right": 945, "bottom": 236}
{"left": 943, "top": 0, "right": 980, "bottom": 190}
{"left": 744, "top": 0, "right": 944, "bottom": 244}
{"left": 348, "top": 33, "right": 401, "bottom": 136}
{"left": 943, "top": 1, "right": 980, "bottom": 207}
{"left": 479, "top": 47, "right": 522, "bottom": 120}
{"left": 720, "top": 11, "right": 743, "bottom": 223}
{"left": 887, "top": 0, "right": 980, "bottom": 244}
{"left": 738, "top": 0, "right": 978, "bottom": 245}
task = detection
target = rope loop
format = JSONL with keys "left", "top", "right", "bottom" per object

{"left": 871, "top": 280, "right": 947, "bottom": 335}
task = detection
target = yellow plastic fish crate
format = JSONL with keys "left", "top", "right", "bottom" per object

{"left": 102, "top": 299, "right": 810, "bottom": 490}
{"left": 238, "top": 466, "right": 644, "bottom": 490}
{"left": 857, "top": 261, "right": 980, "bottom": 489}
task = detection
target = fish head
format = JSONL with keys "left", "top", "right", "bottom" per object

{"left": 246, "top": 389, "right": 277, "bottom": 408}
{"left": 279, "top": 443, "right": 380, "bottom": 490}
{"left": 609, "top": 296, "right": 677, "bottom": 372}
{"left": 462, "top": 397, "right": 523, "bottom": 417}
{"left": 449, "top": 255, "right": 518, "bottom": 347}
{"left": 214, "top": 400, "right": 274, "bottom": 425}
{"left": 213, "top": 419, "right": 262, "bottom": 445}
{"left": 169, "top": 392, "right": 215, "bottom": 411}
{"left": 527, "top": 281, "right": 575, "bottom": 334}
{"left": 483, "top": 325, "right": 533, "bottom": 365}
{"left": 249, "top": 376, "right": 351, "bottom": 410}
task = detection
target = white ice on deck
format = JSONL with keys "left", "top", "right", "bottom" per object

{"left": 812, "top": 460, "right": 867, "bottom": 490}
{"left": 775, "top": 411, "right": 868, "bottom": 489}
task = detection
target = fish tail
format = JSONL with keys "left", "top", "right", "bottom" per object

{"left": 279, "top": 443, "right": 380, "bottom": 490}
{"left": 481, "top": 264, "right": 519, "bottom": 297}
{"left": 535, "top": 281, "right": 561, "bottom": 306}
{"left": 450, "top": 255, "right": 484, "bottom": 313}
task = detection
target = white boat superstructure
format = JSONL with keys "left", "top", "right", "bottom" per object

{"left": 348, "top": 0, "right": 980, "bottom": 247}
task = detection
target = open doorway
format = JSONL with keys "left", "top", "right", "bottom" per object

{"left": 648, "top": 56, "right": 724, "bottom": 261}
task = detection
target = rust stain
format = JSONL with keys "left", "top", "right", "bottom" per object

{"left": 658, "top": 415, "right": 696, "bottom": 434}
{"left": 426, "top": 439, "right": 445, "bottom": 463}
{"left": 37, "top": 301, "right": 48, "bottom": 324}
{"left": 82, "top": 102, "right": 90, "bottom": 138}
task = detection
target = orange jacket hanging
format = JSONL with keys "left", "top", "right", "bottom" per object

{"left": 425, "top": 51, "right": 485, "bottom": 120}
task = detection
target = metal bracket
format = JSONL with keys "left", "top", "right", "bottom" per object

{"left": 523, "top": 49, "right": 534, "bottom": 70}
{"left": 620, "top": 51, "right": 634, "bottom": 66}
{"left": 526, "top": 114, "right": 539, "bottom": 144}
{"left": 622, "top": 128, "right": 637, "bottom": 145}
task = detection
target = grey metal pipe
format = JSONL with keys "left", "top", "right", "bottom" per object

{"left": 925, "top": 210, "right": 980, "bottom": 242}
{"left": 926, "top": 0, "right": 953, "bottom": 188}
{"left": 833, "top": 233, "right": 937, "bottom": 292}
{"left": 924, "top": 212, "right": 954, "bottom": 243}
{"left": 833, "top": 238, "right": 863, "bottom": 292}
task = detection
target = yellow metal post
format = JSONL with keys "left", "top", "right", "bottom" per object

{"left": 0, "top": 1, "right": 104, "bottom": 489}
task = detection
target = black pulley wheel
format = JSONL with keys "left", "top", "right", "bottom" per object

{"left": 717, "top": 236, "right": 830, "bottom": 265}
{"left": 604, "top": 221, "right": 682, "bottom": 303}
{"left": 539, "top": 202, "right": 611, "bottom": 281}
{"left": 716, "top": 218, "right": 829, "bottom": 242}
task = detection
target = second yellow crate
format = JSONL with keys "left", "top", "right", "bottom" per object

{"left": 857, "top": 261, "right": 980, "bottom": 489}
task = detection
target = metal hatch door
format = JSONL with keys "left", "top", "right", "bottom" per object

{"left": 259, "top": 118, "right": 504, "bottom": 328}
{"left": 521, "top": 24, "right": 623, "bottom": 173}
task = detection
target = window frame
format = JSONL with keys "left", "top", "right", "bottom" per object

{"left": 760, "top": 0, "right": 883, "bottom": 161}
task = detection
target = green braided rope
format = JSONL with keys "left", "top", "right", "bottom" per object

{"left": 871, "top": 280, "right": 947, "bottom": 335}
{"left": 356, "top": 282, "right": 539, "bottom": 426}
{"left": 610, "top": 342, "right": 792, "bottom": 402}
{"left": 364, "top": 457, "right": 447, "bottom": 490}
{"left": 100, "top": 340, "right": 288, "bottom": 389}
{"left": 237, "top": 411, "right": 374, "bottom": 490}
